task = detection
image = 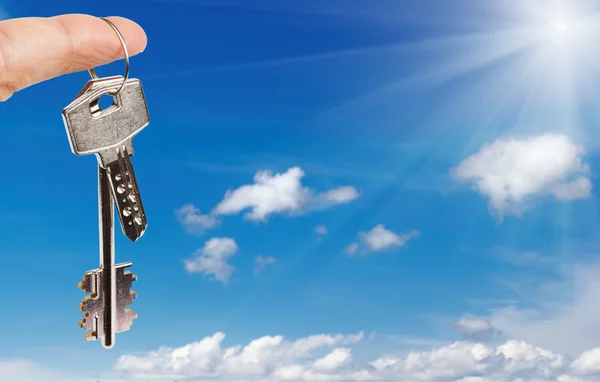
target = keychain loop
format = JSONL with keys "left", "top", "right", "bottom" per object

{"left": 88, "top": 17, "right": 130, "bottom": 96}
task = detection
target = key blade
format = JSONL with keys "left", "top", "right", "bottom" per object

{"left": 78, "top": 262, "right": 137, "bottom": 341}
{"left": 107, "top": 149, "right": 147, "bottom": 242}
{"left": 99, "top": 166, "right": 116, "bottom": 349}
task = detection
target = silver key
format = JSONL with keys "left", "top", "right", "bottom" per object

{"left": 78, "top": 167, "right": 137, "bottom": 348}
{"left": 62, "top": 76, "right": 149, "bottom": 242}
{"left": 63, "top": 75, "right": 149, "bottom": 348}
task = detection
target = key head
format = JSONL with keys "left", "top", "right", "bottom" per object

{"left": 62, "top": 76, "right": 150, "bottom": 167}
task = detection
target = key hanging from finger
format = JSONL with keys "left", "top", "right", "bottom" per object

{"left": 63, "top": 17, "right": 149, "bottom": 348}
{"left": 63, "top": 19, "right": 150, "bottom": 243}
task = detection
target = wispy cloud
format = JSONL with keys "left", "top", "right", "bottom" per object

{"left": 315, "top": 225, "right": 328, "bottom": 242}
{"left": 453, "top": 316, "right": 498, "bottom": 342}
{"left": 175, "top": 204, "right": 220, "bottom": 235}
{"left": 176, "top": 166, "right": 359, "bottom": 235}
{"left": 214, "top": 167, "right": 359, "bottom": 222}
{"left": 345, "top": 225, "right": 420, "bottom": 255}
{"left": 490, "top": 248, "right": 563, "bottom": 269}
{"left": 315, "top": 225, "right": 328, "bottom": 236}
{"left": 185, "top": 154, "right": 395, "bottom": 182}
{"left": 490, "top": 262, "right": 600, "bottom": 356}
{"left": 254, "top": 255, "right": 277, "bottom": 275}
{"left": 184, "top": 238, "right": 238, "bottom": 283}
{"left": 377, "top": 333, "right": 449, "bottom": 349}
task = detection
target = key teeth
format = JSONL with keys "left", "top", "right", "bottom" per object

{"left": 125, "top": 308, "right": 137, "bottom": 321}
{"left": 80, "top": 295, "right": 96, "bottom": 311}
{"left": 124, "top": 270, "right": 137, "bottom": 282}
{"left": 79, "top": 263, "right": 138, "bottom": 341}
{"left": 84, "top": 331, "right": 98, "bottom": 341}
{"left": 78, "top": 312, "right": 91, "bottom": 330}
{"left": 78, "top": 269, "right": 103, "bottom": 340}
{"left": 80, "top": 297, "right": 99, "bottom": 332}
{"left": 116, "top": 263, "right": 138, "bottom": 334}
{"left": 126, "top": 309, "right": 138, "bottom": 321}
{"left": 79, "top": 273, "right": 91, "bottom": 293}
{"left": 116, "top": 308, "right": 138, "bottom": 333}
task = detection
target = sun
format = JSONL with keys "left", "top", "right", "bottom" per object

{"left": 331, "top": 0, "right": 600, "bottom": 143}
{"left": 474, "top": 0, "right": 600, "bottom": 138}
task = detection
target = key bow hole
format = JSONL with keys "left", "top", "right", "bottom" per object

{"left": 90, "top": 94, "right": 120, "bottom": 117}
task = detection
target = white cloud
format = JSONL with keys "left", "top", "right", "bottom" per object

{"left": 315, "top": 225, "right": 328, "bottom": 236}
{"left": 346, "top": 224, "right": 420, "bottom": 255}
{"left": 7, "top": 333, "right": 600, "bottom": 382}
{"left": 374, "top": 340, "right": 569, "bottom": 381}
{"left": 316, "top": 186, "right": 361, "bottom": 205}
{"left": 213, "top": 167, "right": 359, "bottom": 221}
{"left": 176, "top": 204, "right": 219, "bottom": 235}
{"left": 451, "top": 133, "right": 591, "bottom": 216}
{"left": 111, "top": 331, "right": 600, "bottom": 382}
{"left": 558, "top": 376, "right": 591, "bottom": 382}
{"left": 345, "top": 242, "right": 359, "bottom": 255}
{"left": 453, "top": 316, "right": 497, "bottom": 341}
{"left": 571, "top": 348, "right": 600, "bottom": 375}
{"left": 184, "top": 238, "right": 238, "bottom": 283}
{"left": 115, "top": 331, "right": 365, "bottom": 381}
{"left": 312, "top": 348, "right": 354, "bottom": 373}
{"left": 315, "top": 225, "right": 328, "bottom": 242}
{"left": 490, "top": 263, "right": 600, "bottom": 356}
{"left": 254, "top": 255, "right": 277, "bottom": 275}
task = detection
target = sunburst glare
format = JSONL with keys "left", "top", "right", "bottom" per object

{"left": 472, "top": 0, "right": 600, "bottom": 140}
{"left": 327, "top": 0, "right": 600, "bottom": 143}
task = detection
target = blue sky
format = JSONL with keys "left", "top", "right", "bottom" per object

{"left": 4, "top": 0, "right": 600, "bottom": 381}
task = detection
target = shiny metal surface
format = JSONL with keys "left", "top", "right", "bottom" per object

{"left": 62, "top": 75, "right": 150, "bottom": 242}
{"left": 64, "top": 17, "right": 147, "bottom": 348}
{"left": 107, "top": 148, "right": 147, "bottom": 242}
{"left": 62, "top": 76, "right": 150, "bottom": 167}
{"left": 99, "top": 166, "right": 116, "bottom": 348}
{"left": 77, "top": 168, "right": 138, "bottom": 348}
{"left": 78, "top": 262, "right": 138, "bottom": 343}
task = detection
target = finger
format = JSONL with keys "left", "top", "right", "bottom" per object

{"left": 0, "top": 14, "right": 147, "bottom": 101}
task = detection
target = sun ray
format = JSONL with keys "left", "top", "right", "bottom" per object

{"left": 146, "top": 36, "right": 477, "bottom": 79}
{"left": 319, "top": 0, "right": 600, "bottom": 151}
{"left": 322, "top": 29, "right": 540, "bottom": 122}
{"left": 446, "top": 52, "right": 545, "bottom": 154}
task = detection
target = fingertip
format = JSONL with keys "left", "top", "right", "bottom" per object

{"left": 103, "top": 16, "right": 148, "bottom": 55}
{"left": 0, "top": 14, "right": 150, "bottom": 99}
{"left": 51, "top": 14, "right": 148, "bottom": 59}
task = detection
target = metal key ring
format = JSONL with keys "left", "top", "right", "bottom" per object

{"left": 88, "top": 17, "right": 130, "bottom": 96}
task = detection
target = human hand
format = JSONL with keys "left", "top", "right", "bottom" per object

{"left": 0, "top": 14, "right": 147, "bottom": 101}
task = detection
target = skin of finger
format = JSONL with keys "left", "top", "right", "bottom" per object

{"left": 0, "top": 14, "right": 147, "bottom": 101}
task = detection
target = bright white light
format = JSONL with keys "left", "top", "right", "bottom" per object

{"left": 332, "top": 0, "right": 600, "bottom": 144}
